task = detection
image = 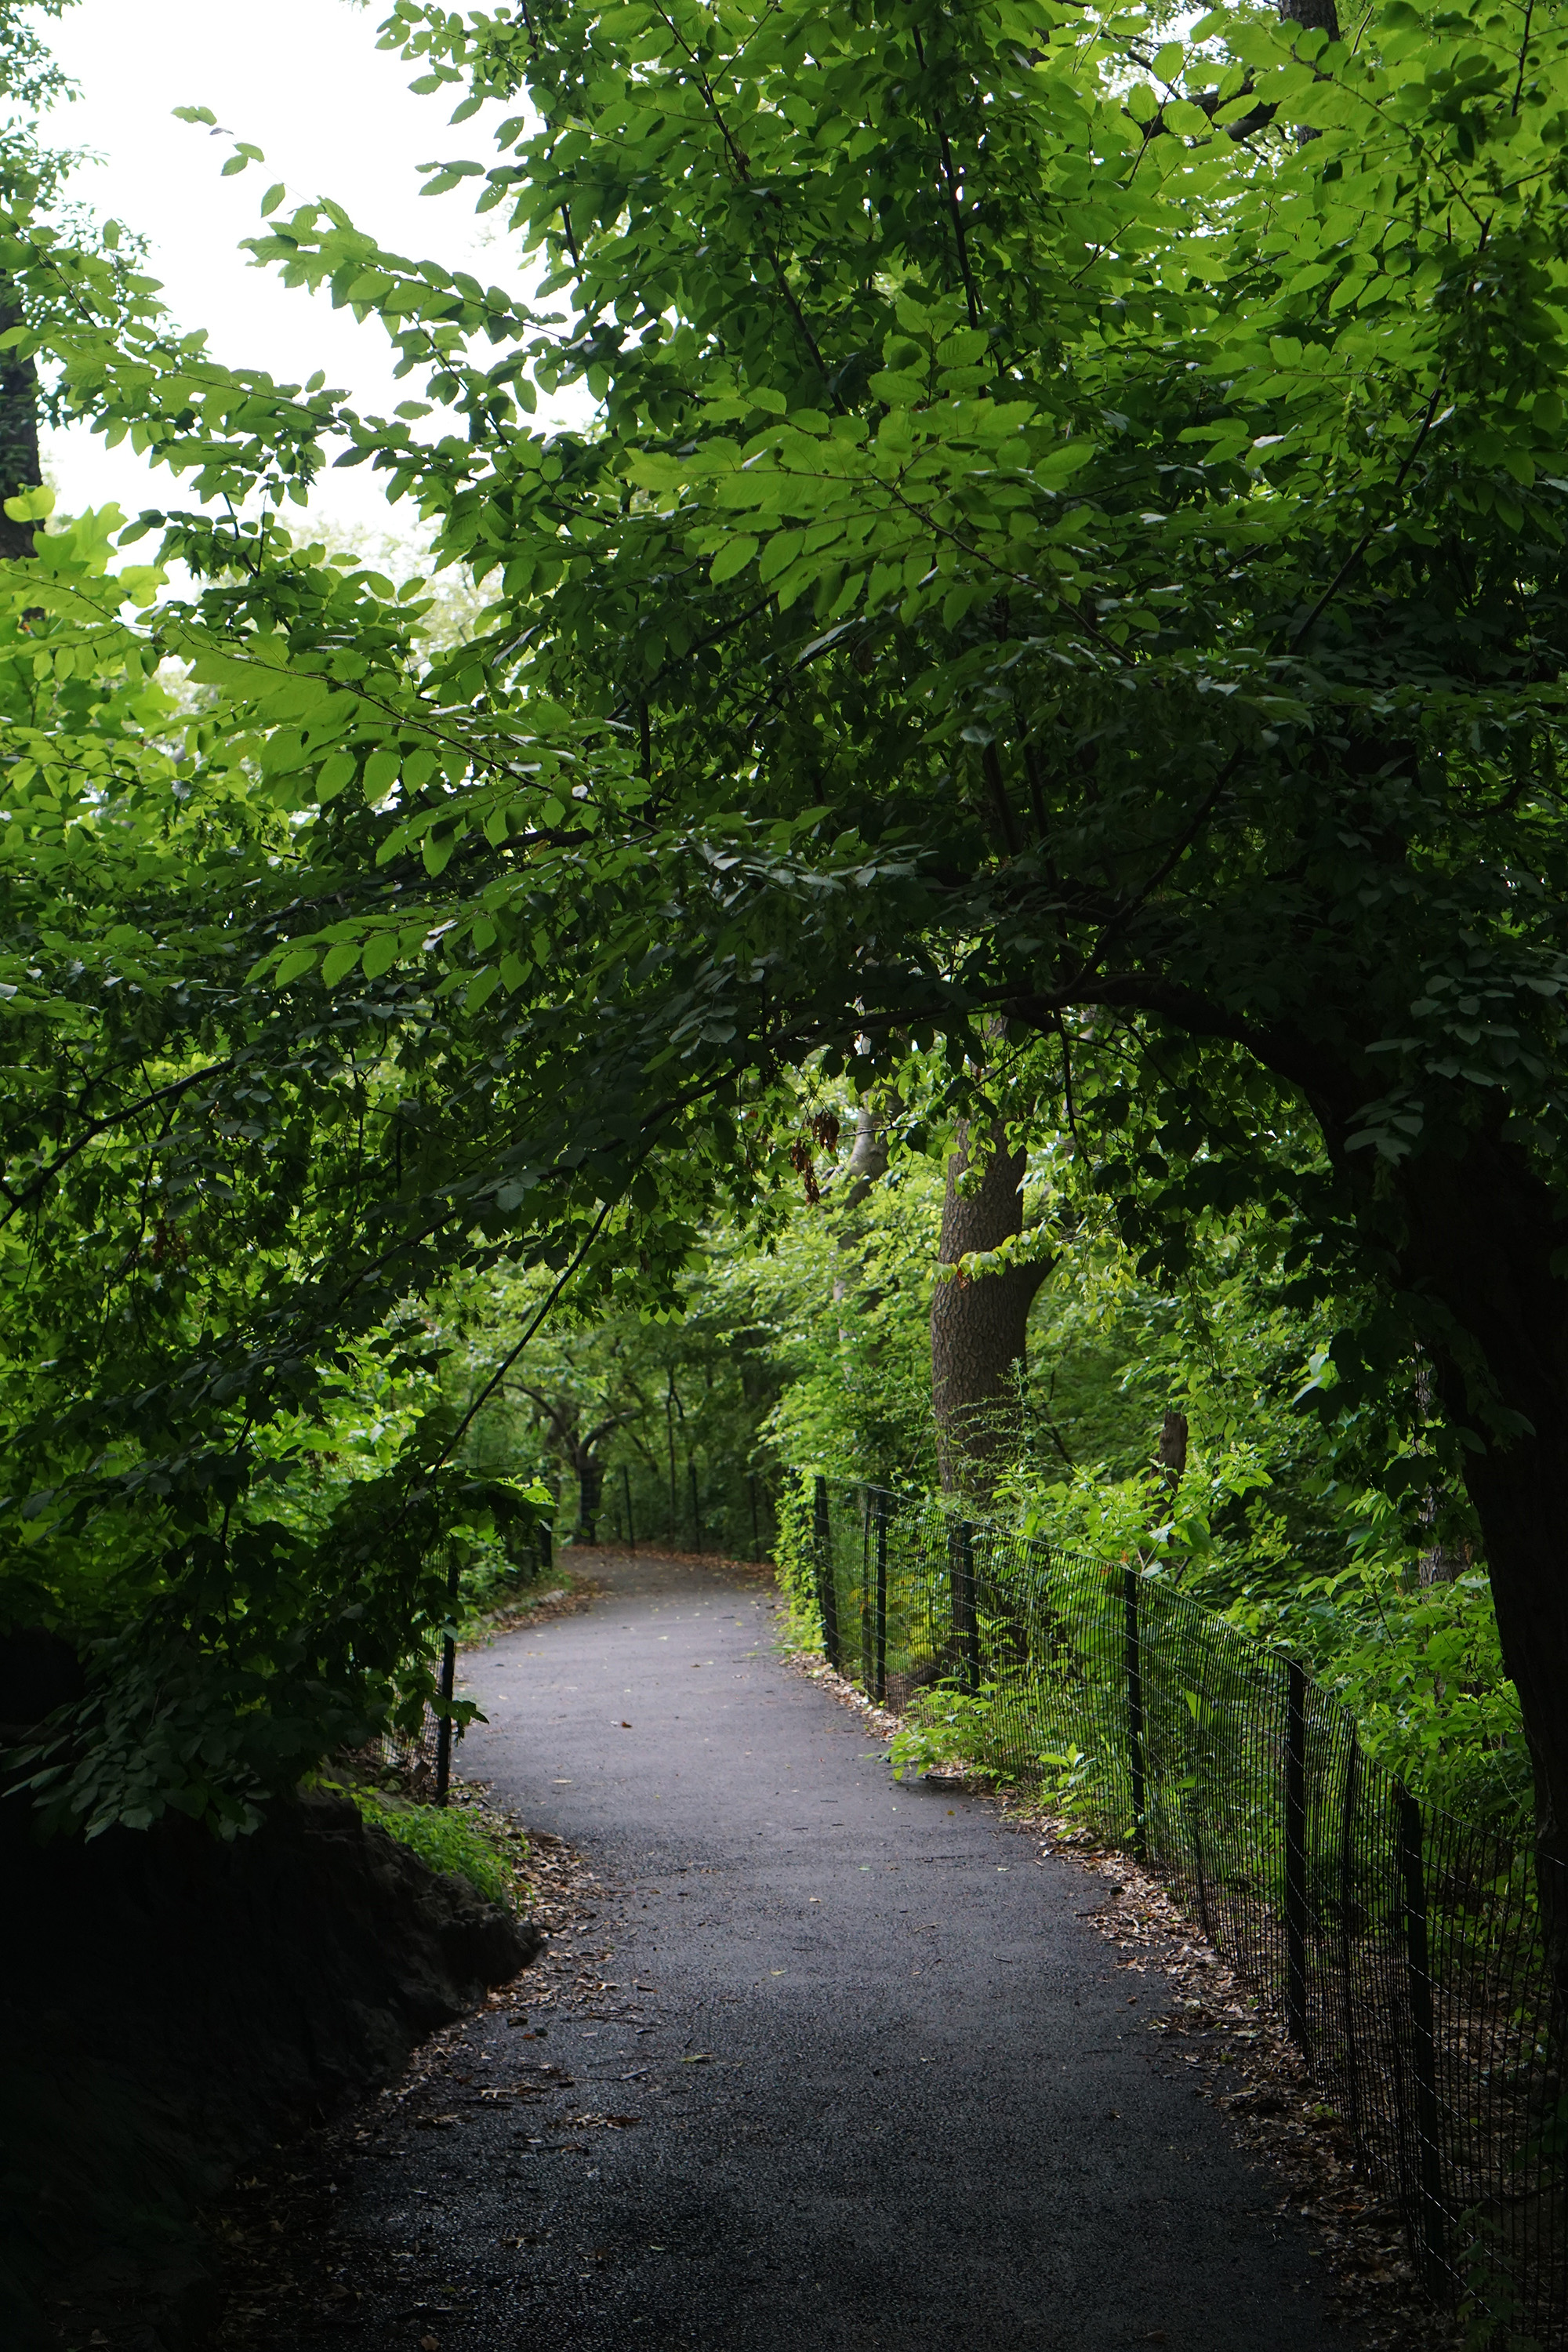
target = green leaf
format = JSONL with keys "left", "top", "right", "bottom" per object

{"left": 317, "top": 751, "right": 359, "bottom": 802}
{"left": 709, "top": 535, "right": 758, "bottom": 585}
{"left": 361, "top": 931, "right": 401, "bottom": 981}
{"left": 321, "top": 941, "right": 361, "bottom": 988}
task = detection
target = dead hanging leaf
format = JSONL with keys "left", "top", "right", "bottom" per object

{"left": 788, "top": 1139, "right": 820, "bottom": 1202}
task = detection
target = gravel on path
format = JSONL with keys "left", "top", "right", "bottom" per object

{"left": 222, "top": 1548, "right": 1359, "bottom": 2351}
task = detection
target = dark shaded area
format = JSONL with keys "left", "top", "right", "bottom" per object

{"left": 0, "top": 1781, "right": 539, "bottom": 2350}
{"left": 0, "top": 1627, "right": 85, "bottom": 1730}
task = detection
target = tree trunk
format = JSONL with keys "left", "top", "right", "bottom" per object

{"left": 1396, "top": 1138, "right": 1568, "bottom": 1986}
{"left": 0, "top": 282, "right": 40, "bottom": 564}
{"left": 1156, "top": 1409, "right": 1189, "bottom": 1490}
{"left": 832, "top": 1102, "right": 889, "bottom": 1313}
{"left": 572, "top": 1449, "right": 603, "bottom": 1544}
{"left": 1279, "top": 0, "right": 1339, "bottom": 32}
{"left": 931, "top": 1120, "right": 1050, "bottom": 1503}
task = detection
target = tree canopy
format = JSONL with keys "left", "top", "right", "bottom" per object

{"left": 5, "top": 0, "right": 1568, "bottom": 1888}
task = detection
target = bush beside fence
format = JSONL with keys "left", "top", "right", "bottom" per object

{"left": 788, "top": 1474, "right": 1566, "bottom": 2347}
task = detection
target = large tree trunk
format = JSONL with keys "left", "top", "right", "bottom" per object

{"left": 931, "top": 1120, "right": 1050, "bottom": 1503}
{"left": 572, "top": 1447, "right": 603, "bottom": 1544}
{"left": 1279, "top": 0, "right": 1339, "bottom": 31}
{"left": 0, "top": 281, "right": 40, "bottom": 564}
{"left": 1393, "top": 1138, "right": 1568, "bottom": 1980}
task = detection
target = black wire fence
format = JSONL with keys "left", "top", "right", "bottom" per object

{"left": 603, "top": 1457, "right": 777, "bottom": 1559}
{"left": 789, "top": 1475, "right": 1566, "bottom": 2347}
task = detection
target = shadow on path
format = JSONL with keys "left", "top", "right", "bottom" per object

{"left": 229, "top": 1549, "right": 1356, "bottom": 2350}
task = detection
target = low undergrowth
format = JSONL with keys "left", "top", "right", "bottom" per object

{"left": 314, "top": 1776, "right": 528, "bottom": 1910}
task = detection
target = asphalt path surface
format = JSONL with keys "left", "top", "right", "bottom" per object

{"left": 283, "top": 1551, "right": 1353, "bottom": 2350}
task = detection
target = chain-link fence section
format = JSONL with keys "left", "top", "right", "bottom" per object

{"left": 794, "top": 1475, "right": 1565, "bottom": 2344}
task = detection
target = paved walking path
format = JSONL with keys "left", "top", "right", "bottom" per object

{"left": 279, "top": 1552, "right": 1353, "bottom": 2349}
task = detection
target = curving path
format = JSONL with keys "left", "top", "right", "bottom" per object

{"left": 257, "top": 1551, "right": 1355, "bottom": 2350}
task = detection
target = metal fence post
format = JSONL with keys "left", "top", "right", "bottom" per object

{"left": 1124, "top": 1564, "right": 1146, "bottom": 1860}
{"left": 689, "top": 1460, "right": 702, "bottom": 1552}
{"left": 860, "top": 1489, "right": 873, "bottom": 1690}
{"left": 813, "top": 1474, "right": 840, "bottom": 1670}
{"left": 750, "top": 1473, "right": 760, "bottom": 1559}
{"left": 621, "top": 1462, "right": 635, "bottom": 1553}
{"left": 434, "top": 1552, "right": 460, "bottom": 1807}
{"left": 1338, "top": 1730, "right": 1363, "bottom": 2148}
{"left": 950, "top": 1520, "right": 980, "bottom": 1694}
{"left": 1398, "top": 1786, "right": 1448, "bottom": 2289}
{"left": 1285, "top": 1660, "right": 1309, "bottom": 2049}
{"left": 874, "top": 1490, "right": 889, "bottom": 1705}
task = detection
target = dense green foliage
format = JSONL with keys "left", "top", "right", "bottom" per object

{"left": 4, "top": 0, "right": 1567, "bottom": 1853}
{"left": 742, "top": 1109, "right": 1525, "bottom": 1824}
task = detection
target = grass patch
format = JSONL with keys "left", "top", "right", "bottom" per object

{"left": 347, "top": 1789, "right": 520, "bottom": 1908}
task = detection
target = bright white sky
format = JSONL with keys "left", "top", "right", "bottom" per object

{"left": 38, "top": 0, "right": 574, "bottom": 546}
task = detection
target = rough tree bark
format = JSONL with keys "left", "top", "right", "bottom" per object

{"left": 832, "top": 1105, "right": 889, "bottom": 1273}
{"left": 0, "top": 280, "right": 39, "bottom": 564}
{"left": 1279, "top": 0, "right": 1340, "bottom": 32}
{"left": 1389, "top": 1139, "right": 1568, "bottom": 1976}
{"left": 1156, "top": 1409, "right": 1189, "bottom": 1490}
{"left": 832, "top": 1099, "right": 890, "bottom": 1320}
{"left": 931, "top": 1120, "right": 1051, "bottom": 1503}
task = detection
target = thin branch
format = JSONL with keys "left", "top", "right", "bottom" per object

{"left": 1062, "top": 748, "right": 1244, "bottom": 995}
{"left": 910, "top": 24, "right": 984, "bottom": 334}
{"left": 1511, "top": 0, "right": 1535, "bottom": 116}
{"left": 1289, "top": 382, "right": 1447, "bottom": 648}
{"left": 644, "top": 0, "right": 843, "bottom": 408}
{"left": 0, "top": 1058, "right": 238, "bottom": 1229}
{"left": 982, "top": 741, "right": 1022, "bottom": 857}
{"left": 431, "top": 1194, "right": 619, "bottom": 1474}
